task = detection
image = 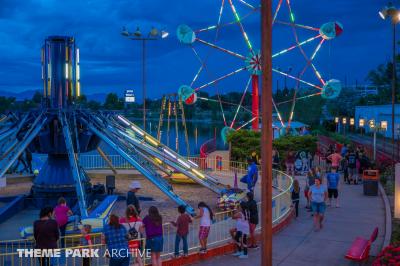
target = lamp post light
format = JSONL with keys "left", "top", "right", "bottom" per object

{"left": 342, "top": 117, "right": 347, "bottom": 136}
{"left": 359, "top": 118, "right": 365, "bottom": 135}
{"left": 379, "top": 3, "right": 400, "bottom": 177}
{"left": 335, "top": 117, "right": 339, "bottom": 133}
{"left": 121, "top": 26, "right": 169, "bottom": 131}
{"left": 369, "top": 119, "right": 377, "bottom": 160}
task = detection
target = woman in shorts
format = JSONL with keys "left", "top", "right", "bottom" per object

{"left": 308, "top": 178, "right": 328, "bottom": 231}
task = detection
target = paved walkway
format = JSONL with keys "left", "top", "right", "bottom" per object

{"left": 195, "top": 174, "right": 386, "bottom": 266}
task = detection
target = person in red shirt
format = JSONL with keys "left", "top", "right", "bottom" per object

{"left": 285, "top": 151, "right": 296, "bottom": 176}
{"left": 54, "top": 197, "right": 73, "bottom": 248}
{"left": 120, "top": 205, "right": 144, "bottom": 266}
{"left": 171, "top": 205, "right": 192, "bottom": 258}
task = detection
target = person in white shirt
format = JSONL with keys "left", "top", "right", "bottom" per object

{"left": 195, "top": 202, "right": 214, "bottom": 254}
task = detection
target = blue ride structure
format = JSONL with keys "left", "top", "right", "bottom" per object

{"left": 0, "top": 36, "right": 236, "bottom": 235}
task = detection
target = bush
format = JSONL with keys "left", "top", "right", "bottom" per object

{"left": 273, "top": 135, "right": 317, "bottom": 164}
{"left": 227, "top": 130, "right": 317, "bottom": 163}
{"left": 227, "top": 130, "right": 261, "bottom": 162}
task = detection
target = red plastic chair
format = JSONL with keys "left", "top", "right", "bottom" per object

{"left": 345, "top": 227, "right": 378, "bottom": 263}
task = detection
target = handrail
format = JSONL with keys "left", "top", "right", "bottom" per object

{"left": 0, "top": 157, "right": 293, "bottom": 264}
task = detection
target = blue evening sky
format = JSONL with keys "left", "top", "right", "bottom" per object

{"left": 0, "top": 0, "right": 394, "bottom": 101}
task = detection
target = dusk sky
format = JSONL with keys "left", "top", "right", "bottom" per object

{"left": 0, "top": 0, "right": 394, "bottom": 101}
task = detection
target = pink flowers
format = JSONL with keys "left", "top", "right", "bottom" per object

{"left": 373, "top": 243, "right": 400, "bottom": 265}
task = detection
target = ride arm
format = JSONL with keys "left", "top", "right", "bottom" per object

{"left": 0, "top": 113, "right": 47, "bottom": 178}
{"left": 59, "top": 111, "right": 88, "bottom": 218}
{"left": 82, "top": 117, "right": 196, "bottom": 215}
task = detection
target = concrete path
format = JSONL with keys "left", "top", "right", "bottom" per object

{"left": 195, "top": 174, "right": 386, "bottom": 266}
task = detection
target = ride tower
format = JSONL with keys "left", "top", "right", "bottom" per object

{"left": 29, "top": 36, "right": 98, "bottom": 211}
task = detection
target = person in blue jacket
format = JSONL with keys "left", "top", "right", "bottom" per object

{"left": 240, "top": 158, "right": 258, "bottom": 192}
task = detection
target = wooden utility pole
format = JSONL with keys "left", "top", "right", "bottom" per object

{"left": 261, "top": 0, "right": 272, "bottom": 265}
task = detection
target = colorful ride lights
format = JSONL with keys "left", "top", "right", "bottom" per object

{"left": 145, "top": 135, "right": 158, "bottom": 146}
{"left": 187, "top": 159, "right": 199, "bottom": 168}
{"left": 177, "top": 158, "right": 191, "bottom": 169}
{"left": 117, "top": 115, "right": 131, "bottom": 126}
{"left": 191, "top": 168, "right": 205, "bottom": 179}
{"left": 163, "top": 148, "right": 177, "bottom": 160}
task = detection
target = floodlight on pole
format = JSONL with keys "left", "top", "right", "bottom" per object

{"left": 121, "top": 25, "right": 168, "bottom": 131}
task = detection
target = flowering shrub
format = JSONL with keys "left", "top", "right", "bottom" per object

{"left": 373, "top": 243, "right": 400, "bottom": 265}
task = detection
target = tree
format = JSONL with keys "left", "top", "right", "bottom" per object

{"left": 104, "top": 93, "right": 123, "bottom": 110}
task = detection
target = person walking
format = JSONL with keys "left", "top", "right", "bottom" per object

{"left": 34, "top": 206, "right": 59, "bottom": 266}
{"left": 291, "top": 179, "right": 300, "bottom": 217}
{"left": 308, "top": 178, "right": 328, "bottom": 231}
{"left": 346, "top": 148, "right": 358, "bottom": 184}
{"left": 326, "top": 167, "right": 340, "bottom": 208}
{"left": 304, "top": 169, "right": 316, "bottom": 211}
{"left": 143, "top": 206, "right": 163, "bottom": 266}
{"left": 327, "top": 149, "right": 342, "bottom": 170}
{"left": 127, "top": 181, "right": 142, "bottom": 215}
{"left": 285, "top": 151, "right": 296, "bottom": 176}
{"left": 246, "top": 192, "right": 258, "bottom": 248}
{"left": 240, "top": 158, "right": 258, "bottom": 193}
{"left": 102, "top": 214, "right": 130, "bottom": 266}
{"left": 120, "top": 205, "right": 144, "bottom": 266}
{"left": 171, "top": 205, "right": 192, "bottom": 258}
{"left": 231, "top": 201, "right": 250, "bottom": 259}
{"left": 272, "top": 149, "right": 280, "bottom": 169}
{"left": 195, "top": 202, "right": 213, "bottom": 254}
{"left": 54, "top": 197, "right": 73, "bottom": 248}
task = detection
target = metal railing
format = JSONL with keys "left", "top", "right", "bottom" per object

{"left": 2, "top": 156, "right": 293, "bottom": 265}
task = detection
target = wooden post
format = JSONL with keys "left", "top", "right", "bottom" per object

{"left": 261, "top": 0, "right": 273, "bottom": 265}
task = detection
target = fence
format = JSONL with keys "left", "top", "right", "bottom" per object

{"left": 2, "top": 155, "right": 293, "bottom": 265}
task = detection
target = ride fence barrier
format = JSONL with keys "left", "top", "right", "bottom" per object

{"left": 4, "top": 155, "right": 293, "bottom": 265}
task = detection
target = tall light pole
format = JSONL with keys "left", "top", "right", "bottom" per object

{"left": 121, "top": 26, "right": 169, "bottom": 131}
{"left": 261, "top": 0, "right": 272, "bottom": 265}
{"left": 379, "top": 3, "right": 400, "bottom": 176}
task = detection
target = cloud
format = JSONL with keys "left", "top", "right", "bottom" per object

{"left": 0, "top": 0, "right": 392, "bottom": 100}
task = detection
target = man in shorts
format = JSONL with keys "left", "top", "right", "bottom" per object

{"left": 326, "top": 167, "right": 340, "bottom": 207}
{"left": 346, "top": 149, "right": 358, "bottom": 184}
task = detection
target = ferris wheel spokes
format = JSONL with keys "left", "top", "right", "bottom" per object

{"left": 230, "top": 76, "right": 252, "bottom": 129}
{"left": 196, "top": 38, "right": 246, "bottom": 59}
{"left": 194, "top": 67, "right": 247, "bottom": 91}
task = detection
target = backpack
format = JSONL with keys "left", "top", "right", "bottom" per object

{"left": 126, "top": 222, "right": 139, "bottom": 240}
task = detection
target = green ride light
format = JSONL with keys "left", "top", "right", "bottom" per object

{"left": 290, "top": 13, "right": 295, "bottom": 22}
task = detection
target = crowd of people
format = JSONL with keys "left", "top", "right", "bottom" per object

{"left": 290, "top": 144, "right": 372, "bottom": 231}
{"left": 32, "top": 178, "right": 260, "bottom": 266}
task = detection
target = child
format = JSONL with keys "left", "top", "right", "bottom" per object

{"left": 54, "top": 197, "right": 73, "bottom": 247}
{"left": 120, "top": 205, "right": 144, "bottom": 266}
{"left": 80, "top": 224, "right": 92, "bottom": 266}
{"left": 232, "top": 201, "right": 250, "bottom": 259}
{"left": 171, "top": 205, "right": 192, "bottom": 258}
{"left": 291, "top": 179, "right": 300, "bottom": 217}
{"left": 326, "top": 167, "right": 340, "bottom": 208}
{"left": 195, "top": 202, "right": 213, "bottom": 254}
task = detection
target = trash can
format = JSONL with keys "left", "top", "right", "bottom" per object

{"left": 106, "top": 175, "right": 115, "bottom": 195}
{"left": 362, "top": 170, "right": 379, "bottom": 196}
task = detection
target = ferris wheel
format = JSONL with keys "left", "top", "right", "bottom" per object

{"left": 177, "top": 0, "right": 343, "bottom": 141}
